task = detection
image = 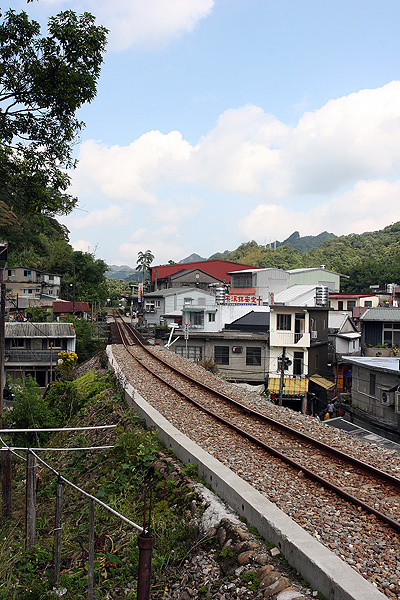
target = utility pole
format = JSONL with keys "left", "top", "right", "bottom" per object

{"left": 72, "top": 264, "right": 76, "bottom": 316}
{"left": 278, "top": 347, "right": 286, "bottom": 407}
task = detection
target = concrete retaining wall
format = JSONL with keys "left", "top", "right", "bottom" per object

{"left": 107, "top": 345, "right": 387, "bottom": 600}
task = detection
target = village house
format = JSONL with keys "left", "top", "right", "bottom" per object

{"left": 4, "top": 322, "right": 76, "bottom": 392}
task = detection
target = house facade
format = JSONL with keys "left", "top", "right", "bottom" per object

{"left": 4, "top": 266, "right": 61, "bottom": 300}
{"left": 343, "top": 356, "right": 400, "bottom": 440}
{"left": 328, "top": 293, "right": 379, "bottom": 313}
{"left": 227, "top": 268, "right": 289, "bottom": 306}
{"left": 5, "top": 322, "right": 76, "bottom": 391}
{"left": 359, "top": 307, "right": 400, "bottom": 351}
{"left": 171, "top": 311, "right": 270, "bottom": 383}
{"left": 286, "top": 267, "right": 345, "bottom": 292}
{"left": 150, "top": 260, "right": 261, "bottom": 290}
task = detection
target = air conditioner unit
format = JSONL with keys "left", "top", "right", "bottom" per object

{"left": 395, "top": 391, "right": 400, "bottom": 414}
{"left": 381, "top": 391, "right": 394, "bottom": 406}
{"left": 232, "top": 346, "right": 243, "bottom": 353}
{"left": 311, "top": 330, "right": 317, "bottom": 339}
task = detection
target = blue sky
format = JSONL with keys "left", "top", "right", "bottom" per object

{"left": 9, "top": 0, "right": 400, "bottom": 266}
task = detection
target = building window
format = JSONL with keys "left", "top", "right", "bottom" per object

{"left": 293, "top": 351, "right": 304, "bottom": 375}
{"left": 369, "top": 373, "right": 376, "bottom": 396}
{"left": 36, "top": 288, "right": 41, "bottom": 293}
{"left": 22, "top": 288, "right": 33, "bottom": 294}
{"left": 184, "top": 297, "right": 193, "bottom": 305}
{"left": 277, "top": 314, "right": 291, "bottom": 331}
{"left": 24, "top": 269, "right": 32, "bottom": 277}
{"left": 231, "top": 273, "right": 253, "bottom": 287}
{"left": 208, "top": 313, "right": 216, "bottom": 322}
{"left": 364, "top": 301, "right": 372, "bottom": 308}
{"left": 338, "top": 300, "right": 343, "bottom": 310}
{"left": 175, "top": 346, "right": 202, "bottom": 361}
{"left": 383, "top": 323, "right": 400, "bottom": 347}
{"left": 190, "top": 312, "right": 203, "bottom": 326}
{"left": 11, "top": 338, "right": 25, "bottom": 348}
{"left": 214, "top": 346, "right": 229, "bottom": 365}
{"left": 246, "top": 347, "right": 261, "bottom": 366}
{"left": 49, "top": 275, "right": 54, "bottom": 281}
{"left": 7, "top": 269, "right": 15, "bottom": 277}
{"left": 48, "top": 338, "right": 62, "bottom": 349}
{"left": 347, "top": 300, "right": 356, "bottom": 310}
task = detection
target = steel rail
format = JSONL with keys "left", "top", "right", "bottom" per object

{"left": 120, "top": 317, "right": 400, "bottom": 491}
{"left": 113, "top": 316, "right": 400, "bottom": 533}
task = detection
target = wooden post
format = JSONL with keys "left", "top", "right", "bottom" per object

{"left": 87, "top": 498, "right": 95, "bottom": 600}
{"left": 137, "top": 533, "right": 155, "bottom": 600}
{"left": 52, "top": 477, "right": 63, "bottom": 585}
{"left": 25, "top": 451, "right": 37, "bottom": 549}
{"left": 1, "top": 449, "right": 12, "bottom": 518}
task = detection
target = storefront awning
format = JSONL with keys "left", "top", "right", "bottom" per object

{"left": 309, "top": 374, "right": 335, "bottom": 390}
{"left": 267, "top": 377, "right": 308, "bottom": 396}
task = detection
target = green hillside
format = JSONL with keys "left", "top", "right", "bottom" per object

{"left": 211, "top": 223, "right": 400, "bottom": 292}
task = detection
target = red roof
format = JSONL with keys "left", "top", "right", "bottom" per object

{"left": 151, "top": 260, "right": 260, "bottom": 284}
{"left": 53, "top": 301, "right": 90, "bottom": 314}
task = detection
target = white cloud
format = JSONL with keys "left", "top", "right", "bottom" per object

{"left": 37, "top": 0, "right": 214, "bottom": 51}
{"left": 70, "top": 239, "right": 95, "bottom": 253}
{"left": 73, "top": 132, "right": 192, "bottom": 205}
{"left": 240, "top": 179, "right": 400, "bottom": 241}
{"left": 74, "top": 82, "right": 400, "bottom": 207}
{"left": 68, "top": 81, "right": 400, "bottom": 262}
{"left": 119, "top": 226, "right": 185, "bottom": 264}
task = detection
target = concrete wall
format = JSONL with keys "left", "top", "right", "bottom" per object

{"left": 107, "top": 344, "right": 387, "bottom": 600}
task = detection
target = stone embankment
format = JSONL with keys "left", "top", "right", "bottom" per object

{"left": 152, "top": 453, "right": 313, "bottom": 600}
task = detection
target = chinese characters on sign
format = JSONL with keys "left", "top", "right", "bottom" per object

{"left": 225, "top": 295, "right": 263, "bottom": 306}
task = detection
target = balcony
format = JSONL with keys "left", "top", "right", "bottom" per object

{"left": 5, "top": 350, "right": 57, "bottom": 364}
{"left": 270, "top": 331, "right": 310, "bottom": 347}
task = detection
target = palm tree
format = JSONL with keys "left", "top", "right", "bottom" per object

{"left": 136, "top": 250, "right": 154, "bottom": 285}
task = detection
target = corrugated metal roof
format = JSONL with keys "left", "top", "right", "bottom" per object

{"left": 343, "top": 356, "right": 400, "bottom": 374}
{"left": 360, "top": 307, "right": 400, "bottom": 321}
{"left": 309, "top": 374, "right": 335, "bottom": 390}
{"left": 5, "top": 322, "right": 75, "bottom": 338}
{"left": 328, "top": 311, "right": 348, "bottom": 330}
{"left": 273, "top": 284, "right": 317, "bottom": 303}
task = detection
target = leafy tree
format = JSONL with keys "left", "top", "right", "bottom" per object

{"left": 62, "top": 316, "right": 103, "bottom": 363}
{"left": 4, "top": 376, "right": 57, "bottom": 446}
{"left": 0, "top": 9, "right": 108, "bottom": 217}
{"left": 136, "top": 250, "right": 154, "bottom": 283}
{"left": 27, "top": 306, "right": 49, "bottom": 322}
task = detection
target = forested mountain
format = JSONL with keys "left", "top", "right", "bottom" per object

{"left": 211, "top": 222, "right": 400, "bottom": 292}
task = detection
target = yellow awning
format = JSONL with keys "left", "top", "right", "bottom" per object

{"left": 309, "top": 374, "right": 335, "bottom": 390}
{"left": 267, "top": 377, "right": 308, "bottom": 396}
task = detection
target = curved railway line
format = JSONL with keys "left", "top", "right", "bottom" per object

{"left": 111, "top": 313, "right": 400, "bottom": 597}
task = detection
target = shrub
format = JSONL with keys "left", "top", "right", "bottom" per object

{"left": 195, "top": 356, "right": 219, "bottom": 374}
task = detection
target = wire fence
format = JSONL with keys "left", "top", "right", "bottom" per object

{"left": 1, "top": 424, "right": 155, "bottom": 600}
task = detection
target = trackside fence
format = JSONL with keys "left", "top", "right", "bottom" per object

{"left": 0, "top": 426, "right": 155, "bottom": 600}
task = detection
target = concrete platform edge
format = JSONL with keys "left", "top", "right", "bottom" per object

{"left": 107, "top": 345, "right": 387, "bottom": 600}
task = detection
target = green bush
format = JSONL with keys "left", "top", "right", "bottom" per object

{"left": 4, "top": 377, "right": 57, "bottom": 446}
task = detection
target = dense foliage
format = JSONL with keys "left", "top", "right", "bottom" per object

{"left": 0, "top": 9, "right": 107, "bottom": 219}
{"left": 0, "top": 367, "right": 200, "bottom": 599}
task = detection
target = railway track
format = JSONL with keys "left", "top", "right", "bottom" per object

{"left": 112, "top": 315, "right": 400, "bottom": 534}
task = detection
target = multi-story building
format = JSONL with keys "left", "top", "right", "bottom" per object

{"left": 4, "top": 266, "right": 61, "bottom": 300}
